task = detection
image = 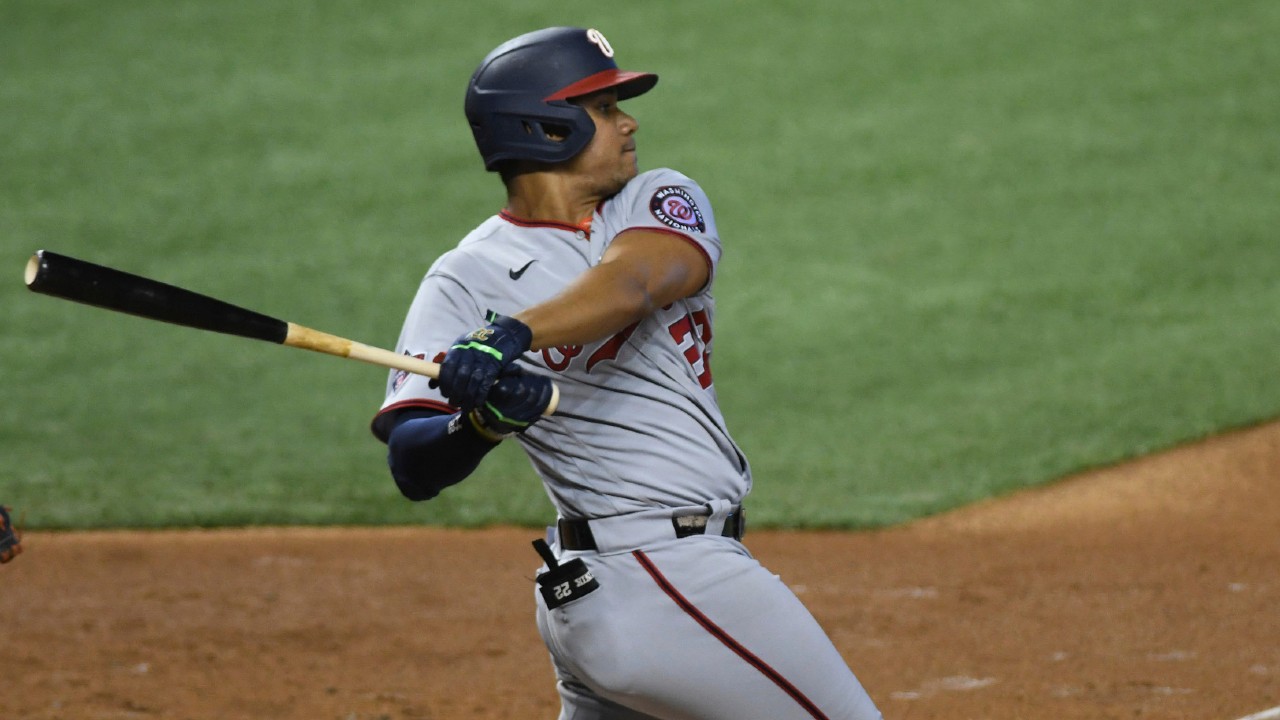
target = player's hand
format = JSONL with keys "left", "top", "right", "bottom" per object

{"left": 469, "top": 366, "right": 554, "bottom": 440}
{"left": 438, "top": 312, "right": 533, "bottom": 411}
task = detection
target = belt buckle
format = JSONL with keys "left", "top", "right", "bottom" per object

{"left": 672, "top": 514, "right": 709, "bottom": 539}
{"left": 672, "top": 507, "right": 746, "bottom": 540}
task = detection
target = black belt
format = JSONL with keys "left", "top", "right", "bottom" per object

{"left": 557, "top": 508, "right": 746, "bottom": 551}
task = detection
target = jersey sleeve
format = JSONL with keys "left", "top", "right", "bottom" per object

{"left": 610, "top": 169, "right": 722, "bottom": 286}
{"left": 370, "top": 266, "right": 482, "bottom": 442}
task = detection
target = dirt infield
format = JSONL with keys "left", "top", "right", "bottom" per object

{"left": 6, "top": 422, "right": 1279, "bottom": 720}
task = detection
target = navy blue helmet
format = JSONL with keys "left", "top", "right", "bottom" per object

{"left": 464, "top": 27, "right": 658, "bottom": 171}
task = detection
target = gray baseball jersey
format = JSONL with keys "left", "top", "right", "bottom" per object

{"left": 378, "top": 167, "right": 750, "bottom": 520}
{"left": 376, "top": 168, "right": 882, "bottom": 719}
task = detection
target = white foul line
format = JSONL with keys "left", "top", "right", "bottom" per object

{"left": 1235, "top": 706, "right": 1280, "bottom": 720}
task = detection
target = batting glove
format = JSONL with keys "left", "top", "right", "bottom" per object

{"left": 438, "top": 312, "right": 533, "bottom": 411}
{"left": 468, "top": 366, "right": 554, "bottom": 441}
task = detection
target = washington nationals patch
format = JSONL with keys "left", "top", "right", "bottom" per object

{"left": 650, "top": 186, "right": 706, "bottom": 233}
{"left": 393, "top": 351, "right": 430, "bottom": 392}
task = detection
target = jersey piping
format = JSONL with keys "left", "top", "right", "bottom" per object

{"left": 633, "top": 550, "right": 831, "bottom": 719}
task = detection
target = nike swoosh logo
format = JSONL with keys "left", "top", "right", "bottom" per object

{"left": 509, "top": 259, "right": 536, "bottom": 280}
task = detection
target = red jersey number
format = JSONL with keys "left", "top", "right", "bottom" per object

{"left": 667, "top": 310, "right": 713, "bottom": 388}
{"left": 540, "top": 312, "right": 712, "bottom": 388}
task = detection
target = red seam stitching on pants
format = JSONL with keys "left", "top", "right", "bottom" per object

{"left": 633, "top": 549, "right": 830, "bottom": 720}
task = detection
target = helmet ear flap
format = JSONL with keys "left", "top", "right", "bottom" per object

{"left": 472, "top": 101, "right": 597, "bottom": 171}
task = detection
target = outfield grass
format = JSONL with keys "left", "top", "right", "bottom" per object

{"left": 2, "top": 0, "right": 1277, "bottom": 528}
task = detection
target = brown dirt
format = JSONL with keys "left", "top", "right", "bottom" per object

{"left": 5, "top": 421, "right": 1279, "bottom": 720}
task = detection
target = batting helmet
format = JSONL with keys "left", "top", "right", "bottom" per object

{"left": 465, "top": 27, "right": 658, "bottom": 171}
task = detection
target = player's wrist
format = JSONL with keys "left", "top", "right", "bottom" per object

{"left": 463, "top": 408, "right": 513, "bottom": 443}
{"left": 486, "top": 311, "right": 533, "bottom": 355}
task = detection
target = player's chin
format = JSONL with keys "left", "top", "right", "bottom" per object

{"left": 620, "top": 156, "right": 640, "bottom": 181}
{"left": 600, "top": 165, "right": 638, "bottom": 195}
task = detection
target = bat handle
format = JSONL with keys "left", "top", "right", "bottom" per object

{"left": 284, "top": 323, "right": 560, "bottom": 416}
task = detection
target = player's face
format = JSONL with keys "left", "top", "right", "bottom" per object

{"left": 568, "top": 89, "right": 639, "bottom": 195}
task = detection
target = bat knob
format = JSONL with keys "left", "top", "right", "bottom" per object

{"left": 544, "top": 382, "right": 561, "bottom": 416}
{"left": 24, "top": 252, "right": 43, "bottom": 288}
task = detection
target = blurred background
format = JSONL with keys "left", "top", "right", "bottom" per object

{"left": 2, "top": 0, "right": 1277, "bottom": 528}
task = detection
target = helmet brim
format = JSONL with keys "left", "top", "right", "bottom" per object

{"left": 544, "top": 69, "right": 658, "bottom": 102}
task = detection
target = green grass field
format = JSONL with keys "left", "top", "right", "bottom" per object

{"left": 3, "top": 0, "right": 1277, "bottom": 529}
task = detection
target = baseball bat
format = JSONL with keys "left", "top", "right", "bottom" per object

{"left": 23, "top": 250, "right": 559, "bottom": 415}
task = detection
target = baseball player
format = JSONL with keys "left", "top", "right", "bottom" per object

{"left": 0, "top": 505, "right": 21, "bottom": 564}
{"left": 372, "top": 27, "right": 882, "bottom": 719}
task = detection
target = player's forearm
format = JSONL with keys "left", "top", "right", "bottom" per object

{"left": 515, "top": 233, "right": 709, "bottom": 350}
{"left": 386, "top": 411, "right": 499, "bottom": 500}
{"left": 515, "top": 261, "right": 656, "bottom": 349}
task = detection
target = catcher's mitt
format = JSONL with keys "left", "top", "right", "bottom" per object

{"left": 0, "top": 505, "right": 22, "bottom": 564}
